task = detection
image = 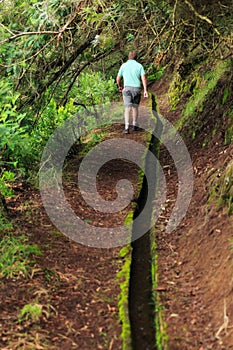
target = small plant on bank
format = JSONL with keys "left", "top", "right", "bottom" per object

{"left": 18, "top": 301, "right": 56, "bottom": 323}
{"left": 19, "top": 303, "right": 43, "bottom": 323}
{"left": 0, "top": 234, "right": 42, "bottom": 279}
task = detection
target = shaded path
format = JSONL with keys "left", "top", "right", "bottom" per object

{"left": 1, "top": 112, "right": 153, "bottom": 350}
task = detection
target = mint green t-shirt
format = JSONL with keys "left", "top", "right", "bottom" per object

{"left": 117, "top": 60, "right": 145, "bottom": 88}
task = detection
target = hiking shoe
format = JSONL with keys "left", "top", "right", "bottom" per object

{"left": 133, "top": 126, "right": 139, "bottom": 131}
{"left": 124, "top": 129, "right": 130, "bottom": 134}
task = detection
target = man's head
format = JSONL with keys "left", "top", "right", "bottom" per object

{"left": 128, "top": 51, "right": 137, "bottom": 60}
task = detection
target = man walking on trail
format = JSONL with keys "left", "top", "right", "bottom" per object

{"left": 116, "top": 51, "right": 148, "bottom": 134}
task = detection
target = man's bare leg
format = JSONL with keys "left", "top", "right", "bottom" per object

{"left": 124, "top": 107, "right": 131, "bottom": 132}
{"left": 132, "top": 106, "right": 139, "bottom": 130}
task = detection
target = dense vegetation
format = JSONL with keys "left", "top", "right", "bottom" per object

{"left": 1, "top": 0, "right": 232, "bottom": 181}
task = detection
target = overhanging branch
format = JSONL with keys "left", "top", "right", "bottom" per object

{"left": 183, "top": 0, "right": 221, "bottom": 36}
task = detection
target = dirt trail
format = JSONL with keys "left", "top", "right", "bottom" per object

{"left": 152, "top": 79, "right": 233, "bottom": 350}
{"left": 0, "top": 117, "right": 151, "bottom": 350}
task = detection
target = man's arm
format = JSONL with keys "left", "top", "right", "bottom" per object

{"left": 141, "top": 74, "right": 148, "bottom": 98}
{"left": 116, "top": 75, "right": 123, "bottom": 92}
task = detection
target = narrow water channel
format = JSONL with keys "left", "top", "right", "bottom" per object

{"left": 129, "top": 230, "right": 156, "bottom": 350}
{"left": 128, "top": 95, "right": 162, "bottom": 350}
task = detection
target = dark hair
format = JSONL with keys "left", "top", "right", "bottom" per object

{"left": 128, "top": 51, "right": 137, "bottom": 60}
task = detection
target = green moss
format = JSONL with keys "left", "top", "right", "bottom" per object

{"left": 168, "top": 73, "right": 187, "bottom": 111}
{"left": 217, "top": 161, "right": 233, "bottom": 215}
{"left": 168, "top": 69, "right": 203, "bottom": 112}
{"left": 222, "top": 87, "right": 230, "bottom": 105}
{"left": 177, "top": 59, "right": 230, "bottom": 131}
{"left": 224, "top": 109, "right": 233, "bottom": 146}
{"left": 225, "top": 125, "right": 233, "bottom": 146}
{"left": 117, "top": 244, "right": 132, "bottom": 350}
{"left": 208, "top": 161, "right": 233, "bottom": 215}
{"left": 149, "top": 94, "right": 168, "bottom": 349}
{"left": 150, "top": 228, "right": 168, "bottom": 350}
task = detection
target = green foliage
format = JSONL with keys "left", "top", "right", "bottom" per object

{"left": 73, "top": 71, "right": 117, "bottom": 106}
{"left": 0, "top": 234, "right": 42, "bottom": 278}
{"left": 147, "top": 66, "right": 165, "bottom": 83}
{"left": 0, "top": 170, "right": 15, "bottom": 197}
{"left": 29, "top": 71, "right": 117, "bottom": 164}
{"left": 0, "top": 70, "right": 117, "bottom": 182}
{"left": 0, "top": 0, "right": 232, "bottom": 115}
{"left": 28, "top": 98, "right": 74, "bottom": 159}
{"left": 0, "top": 79, "right": 34, "bottom": 172}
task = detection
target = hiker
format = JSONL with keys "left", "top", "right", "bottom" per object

{"left": 116, "top": 51, "right": 148, "bottom": 134}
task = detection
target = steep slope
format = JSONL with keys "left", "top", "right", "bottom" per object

{"left": 151, "top": 60, "right": 233, "bottom": 349}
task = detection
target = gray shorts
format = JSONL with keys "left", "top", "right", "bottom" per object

{"left": 122, "top": 86, "right": 141, "bottom": 107}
